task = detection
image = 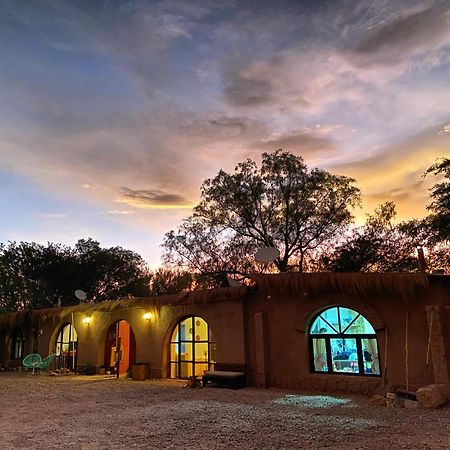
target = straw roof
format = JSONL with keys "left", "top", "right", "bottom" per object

{"left": 252, "top": 272, "right": 430, "bottom": 300}
{"left": 0, "top": 285, "right": 253, "bottom": 330}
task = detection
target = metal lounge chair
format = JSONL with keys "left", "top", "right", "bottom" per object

{"left": 22, "top": 354, "right": 42, "bottom": 375}
{"left": 36, "top": 353, "right": 56, "bottom": 373}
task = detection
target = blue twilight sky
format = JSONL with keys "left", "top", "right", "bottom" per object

{"left": 0, "top": 0, "right": 449, "bottom": 266}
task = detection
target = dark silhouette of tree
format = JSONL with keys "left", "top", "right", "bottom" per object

{"left": 163, "top": 150, "right": 360, "bottom": 277}
{"left": 322, "top": 202, "right": 419, "bottom": 272}
{"left": 425, "top": 157, "right": 450, "bottom": 241}
{"left": 149, "top": 268, "right": 193, "bottom": 296}
{"left": 0, "top": 239, "right": 151, "bottom": 311}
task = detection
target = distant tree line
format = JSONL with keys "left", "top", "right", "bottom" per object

{"left": 1, "top": 152, "right": 448, "bottom": 312}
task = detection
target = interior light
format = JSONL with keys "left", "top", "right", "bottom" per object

{"left": 143, "top": 312, "right": 152, "bottom": 321}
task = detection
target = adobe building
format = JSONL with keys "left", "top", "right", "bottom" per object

{"left": 1, "top": 272, "right": 449, "bottom": 395}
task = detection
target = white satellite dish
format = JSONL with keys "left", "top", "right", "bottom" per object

{"left": 75, "top": 290, "right": 87, "bottom": 301}
{"left": 226, "top": 275, "right": 243, "bottom": 287}
{"left": 255, "top": 247, "right": 280, "bottom": 263}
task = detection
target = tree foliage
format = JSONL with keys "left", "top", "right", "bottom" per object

{"left": 322, "top": 202, "right": 419, "bottom": 272}
{"left": 0, "top": 239, "right": 151, "bottom": 311}
{"left": 425, "top": 157, "right": 450, "bottom": 241}
{"left": 163, "top": 150, "right": 360, "bottom": 277}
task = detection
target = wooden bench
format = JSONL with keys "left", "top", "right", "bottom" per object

{"left": 202, "top": 363, "right": 246, "bottom": 389}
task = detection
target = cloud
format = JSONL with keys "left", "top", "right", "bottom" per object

{"left": 251, "top": 130, "right": 335, "bottom": 156}
{"left": 350, "top": 2, "right": 450, "bottom": 67}
{"left": 101, "top": 210, "right": 135, "bottom": 216}
{"left": 116, "top": 188, "right": 194, "bottom": 209}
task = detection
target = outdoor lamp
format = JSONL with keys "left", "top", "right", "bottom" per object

{"left": 143, "top": 312, "right": 152, "bottom": 321}
{"left": 82, "top": 316, "right": 91, "bottom": 325}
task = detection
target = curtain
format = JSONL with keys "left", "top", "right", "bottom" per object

{"left": 313, "top": 339, "right": 328, "bottom": 371}
{"left": 364, "top": 338, "right": 380, "bottom": 374}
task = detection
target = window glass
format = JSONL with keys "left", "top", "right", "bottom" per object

{"left": 170, "top": 343, "right": 179, "bottom": 361}
{"left": 362, "top": 338, "right": 380, "bottom": 375}
{"left": 195, "top": 342, "right": 209, "bottom": 362}
{"left": 310, "top": 316, "right": 337, "bottom": 334}
{"left": 180, "top": 343, "right": 193, "bottom": 361}
{"left": 331, "top": 338, "right": 359, "bottom": 374}
{"left": 344, "top": 314, "right": 376, "bottom": 334}
{"left": 195, "top": 317, "right": 209, "bottom": 340}
{"left": 320, "top": 307, "right": 340, "bottom": 333}
{"left": 194, "top": 363, "right": 208, "bottom": 377}
{"left": 312, "top": 338, "right": 328, "bottom": 372}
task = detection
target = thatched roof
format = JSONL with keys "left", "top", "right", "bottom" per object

{"left": 252, "top": 272, "right": 430, "bottom": 300}
{"left": 0, "top": 285, "right": 253, "bottom": 330}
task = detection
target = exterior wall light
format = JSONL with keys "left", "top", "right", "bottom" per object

{"left": 82, "top": 316, "right": 91, "bottom": 325}
{"left": 143, "top": 312, "right": 152, "bottom": 321}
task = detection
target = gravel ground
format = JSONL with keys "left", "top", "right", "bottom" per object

{"left": 1, "top": 373, "right": 450, "bottom": 449}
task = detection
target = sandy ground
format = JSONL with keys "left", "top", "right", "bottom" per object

{"left": 1, "top": 373, "right": 450, "bottom": 449}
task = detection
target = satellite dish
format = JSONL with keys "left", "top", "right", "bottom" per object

{"left": 255, "top": 247, "right": 280, "bottom": 263}
{"left": 75, "top": 290, "right": 87, "bottom": 301}
{"left": 226, "top": 275, "right": 243, "bottom": 287}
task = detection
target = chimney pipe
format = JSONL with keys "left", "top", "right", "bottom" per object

{"left": 417, "top": 247, "right": 427, "bottom": 273}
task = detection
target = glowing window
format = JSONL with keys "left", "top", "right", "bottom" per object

{"left": 169, "top": 316, "right": 216, "bottom": 379}
{"left": 309, "top": 307, "right": 380, "bottom": 376}
{"left": 55, "top": 323, "right": 78, "bottom": 370}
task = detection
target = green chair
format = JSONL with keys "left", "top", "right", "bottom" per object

{"left": 36, "top": 353, "right": 56, "bottom": 373}
{"left": 22, "top": 354, "right": 42, "bottom": 375}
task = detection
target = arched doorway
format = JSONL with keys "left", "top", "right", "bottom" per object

{"left": 104, "top": 320, "right": 136, "bottom": 377}
{"left": 55, "top": 323, "right": 78, "bottom": 370}
{"left": 309, "top": 306, "right": 380, "bottom": 376}
{"left": 169, "top": 316, "right": 216, "bottom": 379}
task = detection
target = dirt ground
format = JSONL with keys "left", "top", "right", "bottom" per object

{"left": 1, "top": 373, "right": 450, "bottom": 449}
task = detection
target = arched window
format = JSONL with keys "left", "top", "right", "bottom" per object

{"left": 10, "top": 329, "right": 25, "bottom": 360}
{"left": 55, "top": 323, "right": 78, "bottom": 370}
{"left": 309, "top": 306, "right": 380, "bottom": 376}
{"left": 169, "top": 316, "right": 216, "bottom": 379}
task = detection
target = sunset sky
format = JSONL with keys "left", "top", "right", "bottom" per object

{"left": 0, "top": 0, "right": 449, "bottom": 266}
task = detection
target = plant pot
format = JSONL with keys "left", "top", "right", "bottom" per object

{"left": 132, "top": 363, "right": 148, "bottom": 381}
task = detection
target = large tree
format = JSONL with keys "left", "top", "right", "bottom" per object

{"left": 163, "top": 150, "right": 360, "bottom": 278}
{"left": 0, "top": 239, "right": 151, "bottom": 311}
{"left": 425, "top": 157, "right": 450, "bottom": 241}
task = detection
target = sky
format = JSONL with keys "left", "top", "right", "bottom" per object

{"left": 0, "top": 0, "right": 449, "bottom": 267}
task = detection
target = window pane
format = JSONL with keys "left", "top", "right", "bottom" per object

{"left": 339, "top": 308, "right": 359, "bottom": 333}
{"left": 170, "top": 343, "right": 179, "bottom": 361}
{"left": 62, "top": 325, "right": 70, "bottom": 342}
{"left": 312, "top": 338, "right": 328, "bottom": 372}
{"left": 171, "top": 327, "right": 179, "bottom": 343}
{"left": 71, "top": 326, "right": 78, "bottom": 341}
{"left": 343, "top": 314, "right": 376, "bottom": 334}
{"left": 170, "top": 363, "right": 178, "bottom": 378}
{"left": 180, "top": 343, "right": 193, "bottom": 361}
{"left": 319, "top": 307, "right": 340, "bottom": 333}
{"left": 180, "top": 317, "right": 193, "bottom": 337}
{"left": 195, "top": 342, "right": 209, "bottom": 362}
{"left": 194, "top": 317, "right": 208, "bottom": 340}
{"left": 362, "top": 338, "right": 380, "bottom": 375}
{"left": 331, "top": 338, "right": 359, "bottom": 373}
{"left": 180, "top": 362, "right": 192, "bottom": 378}
{"left": 194, "top": 363, "right": 208, "bottom": 377}
{"left": 310, "top": 316, "right": 337, "bottom": 334}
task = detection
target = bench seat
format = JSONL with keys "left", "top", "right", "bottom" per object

{"left": 202, "top": 370, "right": 246, "bottom": 389}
